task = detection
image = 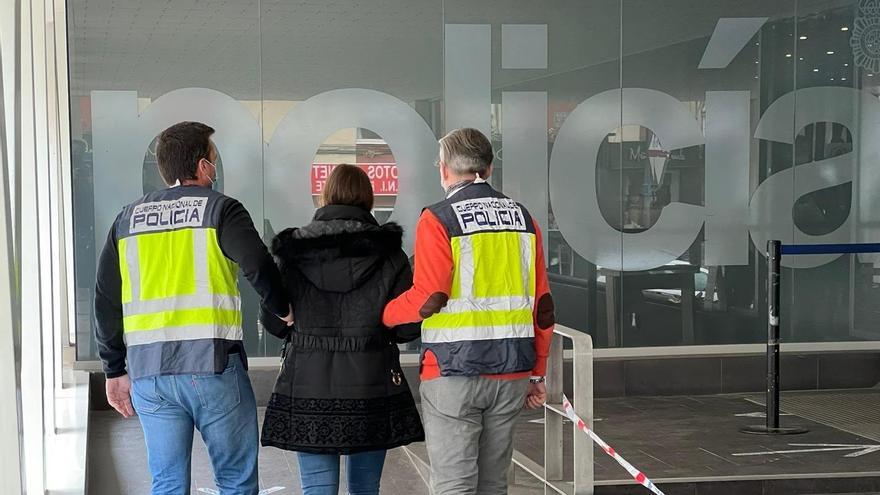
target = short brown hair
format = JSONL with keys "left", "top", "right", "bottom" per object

{"left": 156, "top": 121, "right": 215, "bottom": 185}
{"left": 321, "top": 164, "right": 374, "bottom": 211}
{"left": 439, "top": 128, "right": 493, "bottom": 176}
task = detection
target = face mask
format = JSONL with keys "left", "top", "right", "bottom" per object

{"left": 205, "top": 160, "right": 218, "bottom": 190}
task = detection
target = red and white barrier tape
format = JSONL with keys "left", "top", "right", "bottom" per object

{"left": 561, "top": 395, "right": 666, "bottom": 495}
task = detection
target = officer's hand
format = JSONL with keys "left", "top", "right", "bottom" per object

{"left": 281, "top": 305, "right": 295, "bottom": 327}
{"left": 106, "top": 375, "right": 136, "bottom": 418}
{"left": 525, "top": 382, "right": 547, "bottom": 409}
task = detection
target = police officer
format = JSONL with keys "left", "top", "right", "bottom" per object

{"left": 383, "top": 128, "right": 555, "bottom": 494}
{"left": 95, "top": 121, "right": 293, "bottom": 494}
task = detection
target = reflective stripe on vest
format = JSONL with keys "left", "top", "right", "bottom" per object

{"left": 123, "top": 324, "right": 243, "bottom": 346}
{"left": 422, "top": 231, "right": 537, "bottom": 342}
{"left": 118, "top": 227, "right": 241, "bottom": 345}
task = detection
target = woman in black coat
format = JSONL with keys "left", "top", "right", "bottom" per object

{"left": 260, "top": 164, "right": 424, "bottom": 495}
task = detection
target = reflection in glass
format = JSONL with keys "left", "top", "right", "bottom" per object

{"left": 66, "top": 0, "right": 880, "bottom": 360}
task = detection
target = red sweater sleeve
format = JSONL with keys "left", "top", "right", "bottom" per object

{"left": 382, "top": 210, "right": 454, "bottom": 327}
{"left": 531, "top": 221, "right": 555, "bottom": 376}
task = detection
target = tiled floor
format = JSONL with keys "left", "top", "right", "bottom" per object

{"left": 87, "top": 410, "right": 431, "bottom": 494}
{"left": 46, "top": 369, "right": 90, "bottom": 494}
{"left": 87, "top": 410, "right": 541, "bottom": 494}
{"left": 584, "top": 393, "right": 880, "bottom": 481}
{"left": 88, "top": 390, "right": 880, "bottom": 494}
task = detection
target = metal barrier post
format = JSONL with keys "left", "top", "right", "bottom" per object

{"left": 512, "top": 325, "right": 594, "bottom": 495}
{"left": 767, "top": 239, "right": 782, "bottom": 430}
{"left": 570, "top": 329, "right": 594, "bottom": 493}
{"left": 545, "top": 335, "right": 564, "bottom": 483}
{"left": 742, "top": 240, "right": 807, "bottom": 435}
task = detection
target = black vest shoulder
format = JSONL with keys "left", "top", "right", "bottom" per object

{"left": 116, "top": 186, "right": 230, "bottom": 240}
{"left": 427, "top": 182, "right": 536, "bottom": 238}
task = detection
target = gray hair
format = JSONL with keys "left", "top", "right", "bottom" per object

{"left": 439, "top": 128, "right": 493, "bottom": 176}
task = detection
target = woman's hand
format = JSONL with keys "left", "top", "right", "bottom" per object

{"left": 281, "top": 304, "right": 295, "bottom": 326}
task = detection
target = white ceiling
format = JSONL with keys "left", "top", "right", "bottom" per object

{"left": 67, "top": 0, "right": 844, "bottom": 101}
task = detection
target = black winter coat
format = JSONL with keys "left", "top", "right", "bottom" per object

{"left": 259, "top": 205, "right": 425, "bottom": 454}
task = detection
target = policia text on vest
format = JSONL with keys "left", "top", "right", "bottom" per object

{"left": 452, "top": 197, "right": 527, "bottom": 234}
{"left": 130, "top": 197, "right": 207, "bottom": 233}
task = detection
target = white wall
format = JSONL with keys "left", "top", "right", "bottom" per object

{"left": 1, "top": 1, "right": 76, "bottom": 493}
{"left": 1, "top": 0, "right": 15, "bottom": 182}
{"left": 0, "top": 1, "right": 24, "bottom": 493}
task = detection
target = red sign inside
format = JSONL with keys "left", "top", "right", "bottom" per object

{"left": 311, "top": 163, "right": 399, "bottom": 196}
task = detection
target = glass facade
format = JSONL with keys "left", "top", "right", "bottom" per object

{"left": 68, "top": 0, "right": 880, "bottom": 361}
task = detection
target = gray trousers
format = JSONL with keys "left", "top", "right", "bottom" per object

{"left": 420, "top": 376, "right": 529, "bottom": 495}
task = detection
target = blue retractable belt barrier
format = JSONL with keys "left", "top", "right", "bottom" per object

{"left": 781, "top": 243, "right": 880, "bottom": 256}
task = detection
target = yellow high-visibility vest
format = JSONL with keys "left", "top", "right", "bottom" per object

{"left": 114, "top": 187, "right": 243, "bottom": 378}
{"left": 421, "top": 182, "right": 538, "bottom": 375}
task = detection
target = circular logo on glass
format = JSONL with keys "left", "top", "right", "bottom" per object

{"left": 852, "top": 1, "right": 880, "bottom": 73}
{"left": 860, "top": 0, "right": 880, "bottom": 18}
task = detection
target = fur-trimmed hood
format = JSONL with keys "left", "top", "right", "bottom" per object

{"left": 271, "top": 205, "right": 404, "bottom": 293}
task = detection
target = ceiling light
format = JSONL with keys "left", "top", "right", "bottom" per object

{"left": 870, "top": 74, "right": 875, "bottom": 77}
{"left": 841, "top": 26, "right": 849, "bottom": 31}
{"left": 813, "top": 68, "right": 819, "bottom": 72}
{"left": 827, "top": 50, "right": 835, "bottom": 55}
{"left": 831, "top": 78, "right": 836, "bottom": 81}
{"left": 842, "top": 77, "right": 847, "bottom": 81}
{"left": 800, "top": 35, "right": 808, "bottom": 40}
{"left": 799, "top": 57, "right": 805, "bottom": 61}
{"left": 786, "top": 53, "right": 792, "bottom": 58}
{"left": 845, "top": 63, "right": 849, "bottom": 66}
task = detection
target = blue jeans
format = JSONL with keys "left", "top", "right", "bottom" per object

{"left": 297, "top": 450, "right": 387, "bottom": 495}
{"left": 131, "top": 354, "right": 259, "bottom": 495}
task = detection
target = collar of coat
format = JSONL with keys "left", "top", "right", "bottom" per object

{"left": 270, "top": 204, "right": 403, "bottom": 262}
{"left": 312, "top": 204, "right": 379, "bottom": 226}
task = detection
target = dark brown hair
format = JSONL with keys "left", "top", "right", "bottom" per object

{"left": 156, "top": 121, "right": 215, "bottom": 185}
{"left": 321, "top": 164, "right": 374, "bottom": 211}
